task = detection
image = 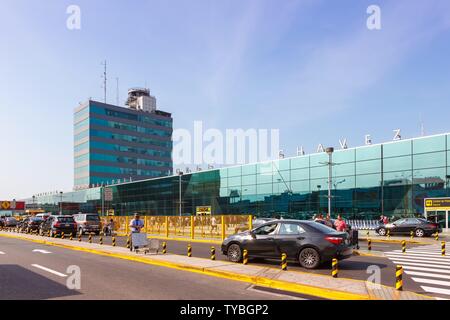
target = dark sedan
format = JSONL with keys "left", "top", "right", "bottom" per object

{"left": 221, "top": 219, "right": 352, "bottom": 269}
{"left": 19, "top": 217, "right": 44, "bottom": 233}
{"left": 375, "top": 218, "right": 441, "bottom": 237}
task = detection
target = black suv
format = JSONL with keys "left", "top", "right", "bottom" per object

{"left": 39, "top": 215, "right": 77, "bottom": 237}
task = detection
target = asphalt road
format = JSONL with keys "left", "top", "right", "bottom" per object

{"left": 65, "top": 234, "right": 431, "bottom": 296}
{"left": 0, "top": 236, "right": 304, "bottom": 300}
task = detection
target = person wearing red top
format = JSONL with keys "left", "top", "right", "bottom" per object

{"left": 334, "top": 214, "right": 347, "bottom": 232}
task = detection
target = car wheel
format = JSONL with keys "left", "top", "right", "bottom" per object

{"left": 378, "top": 228, "right": 387, "bottom": 236}
{"left": 227, "top": 244, "right": 242, "bottom": 263}
{"left": 298, "top": 247, "right": 321, "bottom": 269}
{"left": 415, "top": 228, "right": 425, "bottom": 238}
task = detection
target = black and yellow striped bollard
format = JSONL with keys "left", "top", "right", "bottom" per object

{"left": 126, "top": 235, "right": 130, "bottom": 249}
{"left": 69, "top": 233, "right": 73, "bottom": 241}
{"left": 281, "top": 253, "right": 287, "bottom": 271}
{"left": 187, "top": 244, "right": 192, "bottom": 257}
{"left": 243, "top": 249, "right": 248, "bottom": 265}
{"left": 442, "top": 241, "right": 446, "bottom": 256}
{"left": 78, "top": 233, "right": 81, "bottom": 242}
{"left": 387, "top": 229, "right": 390, "bottom": 239}
{"left": 332, "top": 258, "right": 338, "bottom": 278}
{"left": 112, "top": 236, "right": 116, "bottom": 247}
{"left": 88, "top": 233, "right": 92, "bottom": 243}
{"left": 395, "top": 265, "right": 403, "bottom": 291}
{"left": 401, "top": 240, "right": 406, "bottom": 253}
{"left": 210, "top": 246, "right": 216, "bottom": 260}
{"left": 99, "top": 233, "right": 103, "bottom": 245}
{"left": 368, "top": 239, "right": 372, "bottom": 251}
{"left": 162, "top": 242, "right": 167, "bottom": 254}
{"left": 61, "top": 232, "right": 65, "bottom": 240}
{"left": 410, "top": 230, "right": 414, "bottom": 240}
{"left": 435, "top": 232, "right": 439, "bottom": 241}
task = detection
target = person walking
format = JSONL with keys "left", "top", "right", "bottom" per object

{"left": 129, "top": 213, "right": 144, "bottom": 251}
{"left": 334, "top": 214, "right": 347, "bottom": 232}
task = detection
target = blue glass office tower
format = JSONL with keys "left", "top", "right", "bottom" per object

{"left": 74, "top": 94, "right": 173, "bottom": 189}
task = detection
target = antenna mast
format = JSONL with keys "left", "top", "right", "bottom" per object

{"left": 116, "top": 77, "right": 119, "bottom": 106}
{"left": 101, "top": 60, "right": 107, "bottom": 103}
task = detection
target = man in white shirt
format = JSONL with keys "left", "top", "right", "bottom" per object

{"left": 129, "top": 213, "right": 144, "bottom": 251}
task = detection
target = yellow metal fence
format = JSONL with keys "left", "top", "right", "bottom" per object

{"left": 100, "top": 215, "right": 253, "bottom": 241}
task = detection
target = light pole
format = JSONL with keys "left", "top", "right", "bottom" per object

{"left": 178, "top": 171, "right": 184, "bottom": 216}
{"left": 59, "top": 191, "right": 63, "bottom": 215}
{"left": 325, "top": 147, "right": 334, "bottom": 216}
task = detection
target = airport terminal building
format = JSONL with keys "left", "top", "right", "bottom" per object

{"left": 26, "top": 132, "right": 450, "bottom": 223}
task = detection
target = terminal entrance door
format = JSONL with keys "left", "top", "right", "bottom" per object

{"left": 424, "top": 198, "right": 450, "bottom": 232}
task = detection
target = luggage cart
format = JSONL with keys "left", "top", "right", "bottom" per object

{"left": 131, "top": 233, "right": 160, "bottom": 254}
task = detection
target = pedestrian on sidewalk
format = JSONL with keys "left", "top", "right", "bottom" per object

{"left": 129, "top": 213, "right": 144, "bottom": 251}
{"left": 334, "top": 215, "right": 347, "bottom": 232}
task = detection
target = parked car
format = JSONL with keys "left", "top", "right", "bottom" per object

{"left": 36, "top": 213, "right": 51, "bottom": 221}
{"left": 73, "top": 213, "right": 101, "bottom": 235}
{"left": 375, "top": 218, "right": 441, "bottom": 237}
{"left": 4, "top": 217, "right": 18, "bottom": 227}
{"left": 39, "top": 215, "right": 78, "bottom": 237}
{"left": 221, "top": 219, "right": 352, "bottom": 269}
{"left": 19, "top": 217, "right": 44, "bottom": 233}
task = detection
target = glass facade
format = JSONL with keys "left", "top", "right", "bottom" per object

{"left": 74, "top": 100, "right": 173, "bottom": 189}
{"left": 33, "top": 133, "right": 450, "bottom": 220}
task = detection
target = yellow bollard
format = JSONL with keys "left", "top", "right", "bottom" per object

{"left": 126, "top": 235, "right": 130, "bottom": 248}
{"left": 69, "top": 233, "right": 73, "bottom": 241}
{"left": 401, "top": 240, "right": 406, "bottom": 253}
{"left": 395, "top": 265, "right": 403, "bottom": 291}
{"left": 410, "top": 230, "right": 414, "bottom": 239}
{"left": 78, "top": 233, "right": 81, "bottom": 242}
{"left": 281, "top": 253, "right": 287, "bottom": 271}
{"left": 187, "top": 244, "right": 192, "bottom": 257}
{"left": 243, "top": 249, "right": 248, "bottom": 265}
{"left": 387, "top": 229, "right": 390, "bottom": 239}
{"left": 332, "top": 258, "right": 338, "bottom": 278}
{"left": 99, "top": 234, "right": 103, "bottom": 245}
{"left": 88, "top": 234, "right": 92, "bottom": 243}
{"left": 61, "top": 232, "right": 65, "bottom": 240}
{"left": 112, "top": 236, "right": 116, "bottom": 246}
{"left": 162, "top": 242, "right": 167, "bottom": 254}
{"left": 368, "top": 239, "right": 372, "bottom": 251}
{"left": 210, "top": 246, "right": 216, "bottom": 260}
{"left": 435, "top": 232, "right": 439, "bottom": 241}
{"left": 442, "top": 241, "right": 446, "bottom": 256}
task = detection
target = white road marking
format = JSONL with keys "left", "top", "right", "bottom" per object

{"left": 0, "top": 251, "right": 5, "bottom": 255}
{"left": 401, "top": 265, "right": 450, "bottom": 274}
{"left": 420, "top": 286, "right": 450, "bottom": 296}
{"left": 31, "top": 264, "right": 67, "bottom": 277}
{"left": 386, "top": 253, "right": 450, "bottom": 262}
{"left": 391, "top": 250, "right": 449, "bottom": 256}
{"left": 404, "top": 271, "right": 450, "bottom": 280}
{"left": 32, "top": 249, "right": 52, "bottom": 254}
{"left": 412, "top": 277, "right": 450, "bottom": 287}
{"left": 391, "top": 261, "right": 450, "bottom": 269}
{"left": 387, "top": 257, "right": 450, "bottom": 266}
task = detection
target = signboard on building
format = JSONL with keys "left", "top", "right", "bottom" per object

{"left": 425, "top": 198, "right": 450, "bottom": 210}
{"left": 196, "top": 206, "right": 211, "bottom": 216}
{"left": 104, "top": 188, "right": 113, "bottom": 201}
{"left": 0, "top": 201, "right": 25, "bottom": 211}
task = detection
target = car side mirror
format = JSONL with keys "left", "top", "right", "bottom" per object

{"left": 250, "top": 231, "right": 256, "bottom": 239}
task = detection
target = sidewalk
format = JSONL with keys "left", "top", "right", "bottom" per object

{"left": 0, "top": 231, "right": 434, "bottom": 300}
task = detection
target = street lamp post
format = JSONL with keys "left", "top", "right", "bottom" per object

{"left": 325, "top": 147, "right": 334, "bottom": 216}
{"left": 178, "top": 171, "right": 184, "bottom": 216}
{"left": 59, "top": 191, "right": 63, "bottom": 215}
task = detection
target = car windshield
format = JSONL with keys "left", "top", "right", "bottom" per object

{"left": 30, "top": 218, "right": 43, "bottom": 222}
{"left": 57, "top": 217, "right": 75, "bottom": 223}
{"left": 309, "top": 222, "right": 339, "bottom": 233}
{"left": 253, "top": 223, "right": 278, "bottom": 235}
{"left": 86, "top": 215, "right": 99, "bottom": 221}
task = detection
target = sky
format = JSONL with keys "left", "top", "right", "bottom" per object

{"left": 1, "top": 0, "right": 450, "bottom": 200}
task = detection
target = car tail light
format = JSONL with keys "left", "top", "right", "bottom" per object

{"left": 325, "top": 236, "right": 344, "bottom": 245}
{"left": 54, "top": 222, "right": 61, "bottom": 227}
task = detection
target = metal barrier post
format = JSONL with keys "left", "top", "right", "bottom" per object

{"left": 61, "top": 232, "right": 65, "bottom": 240}
{"left": 442, "top": 241, "right": 446, "bottom": 256}
{"left": 401, "top": 240, "right": 406, "bottom": 253}
{"left": 221, "top": 215, "right": 226, "bottom": 241}
{"left": 126, "top": 235, "right": 130, "bottom": 248}
{"left": 190, "top": 216, "right": 194, "bottom": 240}
{"left": 88, "top": 233, "right": 92, "bottom": 243}
{"left": 162, "top": 242, "right": 167, "bottom": 254}
{"left": 368, "top": 239, "right": 372, "bottom": 251}
{"left": 332, "top": 258, "right": 338, "bottom": 278}
{"left": 112, "top": 236, "right": 116, "bottom": 246}
{"left": 248, "top": 215, "right": 253, "bottom": 230}
{"left": 243, "top": 249, "right": 248, "bottom": 265}
{"left": 99, "top": 233, "right": 103, "bottom": 245}
{"left": 78, "top": 233, "right": 81, "bottom": 242}
{"left": 395, "top": 265, "right": 403, "bottom": 291}
{"left": 69, "top": 233, "right": 73, "bottom": 241}
{"left": 187, "top": 243, "right": 192, "bottom": 257}
{"left": 410, "top": 230, "right": 414, "bottom": 239}
{"left": 281, "top": 253, "right": 287, "bottom": 271}
{"left": 435, "top": 232, "right": 439, "bottom": 241}
{"left": 210, "top": 246, "right": 216, "bottom": 260}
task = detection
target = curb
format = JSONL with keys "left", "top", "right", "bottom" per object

{"left": 360, "top": 238, "right": 430, "bottom": 245}
{"left": 0, "top": 232, "right": 369, "bottom": 300}
{"left": 353, "top": 250, "right": 386, "bottom": 258}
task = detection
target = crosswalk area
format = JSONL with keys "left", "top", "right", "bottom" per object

{"left": 385, "top": 243, "right": 450, "bottom": 299}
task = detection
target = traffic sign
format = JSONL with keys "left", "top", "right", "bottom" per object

{"left": 104, "top": 188, "right": 113, "bottom": 201}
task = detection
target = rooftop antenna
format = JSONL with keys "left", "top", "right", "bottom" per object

{"left": 419, "top": 113, "right": 425, "bottom": 136}
{"left": 101, "top": 60, "right": 107, "bottom": 103}
{"left": 116, "top": 77, "right": 119, "bottom": 106}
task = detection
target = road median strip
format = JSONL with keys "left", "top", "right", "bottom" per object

{"left": 0, "top": 231, "right": 433, "bottom": 300}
